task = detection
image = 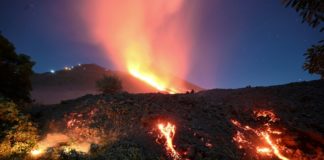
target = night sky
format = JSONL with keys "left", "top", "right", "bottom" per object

{"left": 0, "top": 0, "right": 322, "bottom": 89}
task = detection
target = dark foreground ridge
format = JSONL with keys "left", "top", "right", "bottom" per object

{"left": 28, "top": 80, "right": 324, "bottom": 159}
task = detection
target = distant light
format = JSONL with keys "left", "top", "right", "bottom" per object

{"left": 78, "top": 63, "right": 81, "bottom": 66}
{"left": 50, "top": 69, "right": 55, "bottom": 74}
{"left": 64, "top": 66, "right": 71, "bottom": 71}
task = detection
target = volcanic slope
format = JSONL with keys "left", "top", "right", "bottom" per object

{"left": 31, "top": 64, "right": 202, "bottom": 104}
{"left": 30, "top": 80, "right": 324, "bottom": 160}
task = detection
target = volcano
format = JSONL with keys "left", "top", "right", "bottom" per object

{"left": 31, "top": 64, "right": 202, "bottom": 104}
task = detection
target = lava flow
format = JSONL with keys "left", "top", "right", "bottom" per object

{"left": 157, "top": 122, "right": 181, "bottom": 160}
{"left": 129, "top": 68, "right": 178, "bottom": 94}
{"left": 231, "top": 110, "right": 289, "bottom": 160}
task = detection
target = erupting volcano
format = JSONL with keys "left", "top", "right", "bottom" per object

{"left": 1, "top": 0, "right": 323, "bottom": 159}
{"left": 80, "top": 0, "right": 195, "bottom": 93}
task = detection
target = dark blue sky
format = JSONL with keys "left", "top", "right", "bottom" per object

{"left": 0, "top": 0, "right": 322, "bottom": 89}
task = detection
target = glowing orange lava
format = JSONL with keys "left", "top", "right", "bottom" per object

{"left": 157, "top": 122, "right": 181, "bottom": 159}
{"left": 262, "top": 132, "right": 289, "bottom": 160}
{"left": 231, "top": 110, "right": 290, "bottom": 160}
{"left": 253, "top": 110, "right": 279, "bottom": 122}
{"left": 129, "top": 68, "right": 178, "bottom": 94}
{"left": 256, "top": 147, "right": 271, "bottom": 154}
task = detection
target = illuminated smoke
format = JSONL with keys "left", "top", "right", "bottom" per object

{"left": 80, "top": 0, "right": 195, "bottom": 93}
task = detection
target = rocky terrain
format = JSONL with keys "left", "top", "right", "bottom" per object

{"left": 25, "top": 80, "right": 324, "bottom": 160}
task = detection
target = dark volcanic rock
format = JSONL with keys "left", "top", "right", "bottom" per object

{"left": 31, "top": 80, "right": 324, "bottom": 159}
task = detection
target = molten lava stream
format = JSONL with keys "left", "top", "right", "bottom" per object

{"left": 157, "top": 122, "right": 181, "bottom": 160}
{"left": 129, "top": 68, "right": 179, "bottom": 94}
{"left": 231, "top": 110, "right": 290, "bottom": 160}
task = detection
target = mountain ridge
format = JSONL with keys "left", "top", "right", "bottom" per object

{"left": 31, "top": 64, "right": 203, "bottom": 104}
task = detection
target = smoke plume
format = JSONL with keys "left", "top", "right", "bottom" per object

{"left": 80, "top": 0, "right": 195, "bottom": 92}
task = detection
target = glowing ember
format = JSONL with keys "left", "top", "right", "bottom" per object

{"left": 31, "top": 149, "right": 42, "bottom": 156}
{"left": 233, "top": 131, "right": 249, "bottom": 149}
{"left": 157, "top": 122, "right": 181, "bottom": 159}
{"left": 231, "top": 110, "right": 290, "bottom": 160}
{"left": 256, "top": 147, "right": 271, "bottom": 154}
{"left": 253, "top": 110, "right": 279, "bottom": 122}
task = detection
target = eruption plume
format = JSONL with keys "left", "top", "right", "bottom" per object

{"left": 80, "top": 0, "right": 195, "bottom": 93}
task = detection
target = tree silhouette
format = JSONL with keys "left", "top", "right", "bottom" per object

{"left": 96, "top": 75, "right": 123, "bottom": 94}
{"left": 0, "top": 34, "right": 35, "bottom": 102}
{"left": 283, "top": 0, "right": 324, "bottom": 79}
{"left": 283, "top": 0, "right": 323, "bottom": 31}
{"left": 303, "top": 41, "right": 324, "bottom": 79}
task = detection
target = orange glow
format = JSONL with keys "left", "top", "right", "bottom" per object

{"left": 80, "top": 0, "right": 195, "bottom": 93}
{"left": 30, "top": 133, "right": 92, "bottom": 157}
{"left": 231, "top": 110, "right": 290, "bottom": 160}
{"left": 30, "top": 133, "right": 69, "bottom": 157}
{"left": 129, "top": 68, "right": 178, "bottom": 93}
{"left": 233, "top": 131, "right": 248, "bottom": 147}
{"left": 253, "top": 110, "right": 279, "bottom": 122}
{"left": 256, "top": 147, "right": 271, "bottom": 154}
{"left": 157, "top": 122, "right": 180, "bottom": 159}
{"left": 30, "top": 149, "right": 42, "bottom": 156}
{"left": 262, "top": 132, "right": 289, "bottom": 160}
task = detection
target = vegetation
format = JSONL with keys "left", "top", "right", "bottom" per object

{"left": 95, "top": 141, "right": 145, "bottom": 160}
{"left": 283, "top": 0, "right": 324, "bottom": 79}
{"left": 283, "top": 0, "right": 323, "bottom": 31}
{"left": 0, "top": 34, "right": 35, "bottom": 102}
{"left": 303, "top": 41, "right": 324, "bottom": 79}
{"left": 0, "top": 101, "right": 38, "bottom": 159}
{"left": 96, "top": 75, "right": 123, "bottom": 94}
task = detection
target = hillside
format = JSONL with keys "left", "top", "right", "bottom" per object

{"left": 27, "top": 80, "right": 324, "bottom": 160}
{"left": 31, "top": 64, "right": 202, "bottom": 104}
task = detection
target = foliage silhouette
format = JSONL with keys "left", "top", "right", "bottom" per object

{"left": 283, "top": 0, "right": 324, "bottom": 79}
{"left": 96, "top": 75, "right": 123, "bottom": 94}
{"left": 283, "top": 0, "right": 323, "bottom": 31}
{"left": 303, "top": 41, "right": 324, "bottom": 79}
{"left": 0, "top": 34, "right": 35, "bottom": 102}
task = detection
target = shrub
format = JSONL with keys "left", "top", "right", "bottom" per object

{"left": 96, "top": 75, "right": 123, "bottom": 94}
{"left": 100, "top": 141, "right": 144, "bottom": 160}
{"left": 0, "top": 101, "right": 38, "bottom": 159}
